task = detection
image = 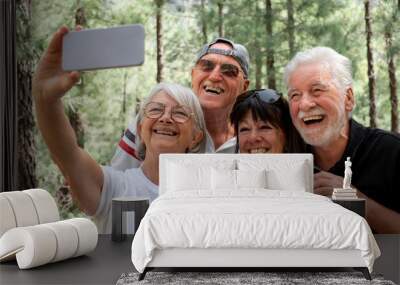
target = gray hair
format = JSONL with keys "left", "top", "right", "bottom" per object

{"left": 283, "top": 47, "right": 353, "bottom": 95}
{"left": 137, "top": 82, "right": 207, "bottom": 160}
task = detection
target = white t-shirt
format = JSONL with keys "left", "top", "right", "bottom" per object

{"left": 110, "top": 118, "right": 236, "bottom": 170}
{"left": 92, "top": 166, "right": 158, "bottom": 234}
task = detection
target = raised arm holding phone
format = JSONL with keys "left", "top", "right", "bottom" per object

{"left": 32, "top": 26, "right": 100, "bottom": 212}
{"left": 32, "top": 26, "right": 206, "bottom": 233}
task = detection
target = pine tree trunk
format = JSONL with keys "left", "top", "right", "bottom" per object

{"left": 385, "top": 30, "right": 398, "bottom": 133}
{"left": 364, "top": 0, "right": 377, "bottom": 128}
{"left": 255, "top": 56, "right": 262, "bottom": 89}
{"left": 265, "top": 0, "right": 276, "bottom": 89}
{"left": 217, "top": 1, "right": 224, "bottom": 37}
{"left": 286, "top": 0, "right": 295, "bottom": 58}
{"left": 121, "top": 72, "right": 128, "bottom": 136}
{"left": 254, "top": 1, "right": 262, "bottom": 89}
{"left": 122, "top": 72, "right": 127, "bottom": 116}
{"left": 156, "top": 0, "right": 164, "bottom": 83}
{"left": 16, "top": 0, "right": 38, "bottom": 190}
{"left": 201, "top": 0, "right": 208, "bottom": 44}
{"left": 75, "top": 0, "right": 86, "bottom": 27}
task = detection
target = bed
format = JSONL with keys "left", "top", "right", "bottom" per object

{"left": 131, "top": 154, "right": 380, "bottom": 280}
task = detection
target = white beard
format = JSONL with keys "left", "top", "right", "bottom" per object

{"left": 296, "top": 105, "right": 346, "bottom": 147}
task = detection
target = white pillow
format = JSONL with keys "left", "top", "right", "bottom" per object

{"left": 238, "top": 159, "right": 309, "bottom": 192}
{"left": 267, "top": 162, "right": 307, "bottom": 191}
{"left": 212, "top": 168, "right": 237, "bottom": 190}
{"left": 167, "top": 162, "right": 211, "bottom": 191}
{"left": 236, "top": 169, "right": 267, "bottom": 189}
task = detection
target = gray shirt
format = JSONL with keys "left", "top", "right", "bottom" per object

{"left": 92, "top": 166, "right": 158, "bottom": 234}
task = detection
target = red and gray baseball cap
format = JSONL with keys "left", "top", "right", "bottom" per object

{"left": 195, "top": 37, "right": 250, "bottom": 78}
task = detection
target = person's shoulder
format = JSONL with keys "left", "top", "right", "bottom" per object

{"left": 360, "top": 129, "right": 400, "bottom": 161}
{"left": 366, "top": 126, "right": 400, "bottom": 146}
{"left": 353, "top": 119, "right": 400, "bottom": 145}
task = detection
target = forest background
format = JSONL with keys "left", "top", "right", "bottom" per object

{"left": 16, "top": 0, "right": 399, "bottom": 217}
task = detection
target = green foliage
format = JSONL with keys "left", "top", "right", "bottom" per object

{"left": 26, "top": 0, "right": 399, "bottom": 218}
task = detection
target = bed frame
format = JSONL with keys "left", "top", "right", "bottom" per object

{"left": 139, "top": 248, "right": 371, "bottom": 280}
{"left": 138, "top": 154, "right": 372, "bottom": 281}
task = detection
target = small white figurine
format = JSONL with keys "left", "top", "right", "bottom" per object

{"left": 343, "top": 157, "right": 352, "bottom": 189}
{"left": 333, "top": 157, "right": 357, "bottom": 199}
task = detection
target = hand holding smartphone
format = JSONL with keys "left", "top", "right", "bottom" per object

{"left": 62, "top": 24, "right": 145, "bottom": 71}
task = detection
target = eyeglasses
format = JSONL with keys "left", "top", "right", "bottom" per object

{"left": 239, "top": 89, "right": 282, "bottom": 104}
{"left": 195, "top": 59, "right": 242, "bottom": 78}
{"left": 144, "top": 102, "right": 193, "bottom": 123}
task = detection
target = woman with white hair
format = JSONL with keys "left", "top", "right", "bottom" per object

{"left": 93, "top": 83, "right": 205, "bottom": 233}
{"left": 32, "top": 29, "right": 206, "bottom": 233}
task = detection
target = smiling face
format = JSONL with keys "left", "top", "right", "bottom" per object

{"left": 287, "top": 63, "right": 354, "bottom": 147}
{"left": 137, "top": 91, "right": 203, "bottom": 157}
{"left": 191, "top": 43, "right": 249, "bottom": 113}
{"left": 238, "top": 111, "right": 285, "bottom": 153}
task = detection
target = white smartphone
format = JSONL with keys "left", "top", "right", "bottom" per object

{"left": 62, "top": 24, "right": 145, "bottom": 71}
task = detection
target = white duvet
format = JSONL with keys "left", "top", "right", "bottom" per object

{"left": 131, "top": 190, "right": 380, "bottom": 273}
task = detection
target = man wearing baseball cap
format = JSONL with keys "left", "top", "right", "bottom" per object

{"left": 111, "top": 38, "right": 250, "bottom": 170}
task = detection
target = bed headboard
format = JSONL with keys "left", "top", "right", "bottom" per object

{"left": 159, "top": 154, "right": 314, "bottom": 195}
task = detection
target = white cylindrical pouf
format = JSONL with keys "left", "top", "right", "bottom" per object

{"left": 62, "top": 218, "right": 98, "bottom": 257}
{"left": 42, "top": 221, "right": 79, "bottom": 262}
{"left": 23, "top": 189, "right": 60, "bottom": 224}
{"left": 0, "top": 196, "right": 17, "bottom": 237}
{"left": 0, "top": 226, "right": 57, "bottom": 269}
{"left": 0, "top": 192, "right": 39, "bottom": 227}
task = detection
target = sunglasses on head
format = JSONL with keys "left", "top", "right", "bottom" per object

{"left": 195, "top": 59, "right": 242, "bottom": 78}
{"left": 240, "top": 89, "right": 282, "bottom": 104}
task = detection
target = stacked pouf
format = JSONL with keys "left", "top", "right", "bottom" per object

{"left": 0, "top": 189, "right": 97, "bottom": 269}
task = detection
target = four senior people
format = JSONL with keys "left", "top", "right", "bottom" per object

{"left": 32, "top": 27, "right": 206, "bottom": 233}
{"left": 32, "top": 25, "right": 399, "bottom": 234}
{"left": 230, "top": 88, "right": 305, "bottom": 154}
{"left": 284, "top": 47, "right": 400, "bottom": 233}
{"left": 111, "top": 37, "right": 250, "bottom": 170}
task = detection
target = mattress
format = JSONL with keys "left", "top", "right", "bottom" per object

{"left": 131, "top": 190, "right": 380, "bottom": 273}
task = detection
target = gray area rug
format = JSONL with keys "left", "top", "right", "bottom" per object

{"left": 116, "top": 271, "right": 396, "bottom": 285}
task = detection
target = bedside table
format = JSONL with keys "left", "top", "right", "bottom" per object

{"left": 112, "top": 197, "right": 149, "bottom": 242}
{"left": 332, "top": 198, "right": 366, "bottom": 217}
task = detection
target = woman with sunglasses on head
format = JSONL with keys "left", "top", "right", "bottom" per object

{"left": 33, "top": 65, "right": 206, "bottom": 233}
{"left": 230, "top": 89, "right": 306, "bottom": 154}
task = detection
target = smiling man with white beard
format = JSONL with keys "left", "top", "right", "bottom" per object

{"left": 284, "top": 46, "right": 400, "bottom": 233}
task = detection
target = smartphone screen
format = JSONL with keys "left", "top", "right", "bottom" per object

{"left": 62, "top": 24, "right": 145, "bottom": 71}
